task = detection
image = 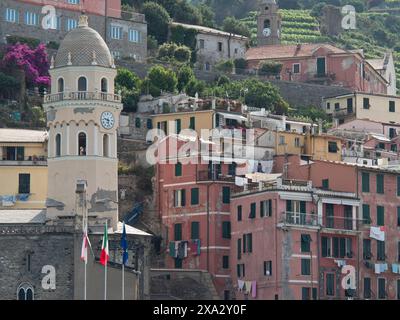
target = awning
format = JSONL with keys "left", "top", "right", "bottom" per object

{"left": 218, "top": 112, "right": 247, "bottom": 122}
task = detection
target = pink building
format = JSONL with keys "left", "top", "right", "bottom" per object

{"left": 230, "top": 177, "right": 360, "bottom": 300}
{"left": 246, "top": 43, "right": 388, "bottom": 94}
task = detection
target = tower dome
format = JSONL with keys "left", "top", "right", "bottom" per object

{"left": 54, "top": 15, "right": 113, "bottom": 68}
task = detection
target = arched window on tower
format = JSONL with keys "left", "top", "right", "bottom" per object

{"left": 58, "top": 78, "right": 64, "bottom": 93}
{"left": 101, "top": 78, "right": 108, "bottom": 93}
{"left": 17, "top": 284, "right": 34, "bottom": 300}
{"left": 103, "top": 134, "right": 109, "bottom": 157}
{"left": 78, "top": 132, "right": 87, "bottom": 156}
{"left": 264, "top": 19, "right": 271, "bottom": 29}
{"left": 78, "top": 76, "right": 87, "bottom": 91}
{"left": 55, "top": 133, "right": 61, "bottom": 157}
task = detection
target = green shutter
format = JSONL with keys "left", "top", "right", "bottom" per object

{"left": 222, "top": 221, "right": 231, "bottom": 239}
{"left": 363, "top": 239, "right": 371, "bottom": 259}
{"left": 18, "top": 174, "right": 30, "bottom": 194}
{"left": 322, "top": 179, "right": 329, "bottom": 190}
{"left": 301, "top": 234, "right": 311, "bottom": 253}
{"left": 175, "top": 162, "right": 182, "bottom": 176}
{"left": 249, "top": 203, "right": 256, "bottom": 219}
{"left": 301, "top": 259, "right": 310, "bottom": 275}
{"left": 339, "top": 238, "right": 346, "bottom": 258}
{"left": 181, "top": 190, "right": 186, "bottom": 207}
{"left": 377, "top": 206, "right": 385, "bottom": 226}
{"left": 260, "top": 201, "right": 265, "bottom": 217}
{"left": 268, "top": 200, "right": 272, "bottom": 217}
{"left": 191, "top": 221, "right": 199, "bottom": 239}
{"left": 222, "top": 187, "right": 230, "bottom": 204}
{"left": 174, "top": 223, "right": 182, "bottom": 241}
{"left": 362, "top": 172, "right": 370, "bottom": 193}
{"left": 376, "top": 174, "right": 384, "bottom": 194}
{"left": 237, "top": 239, "right": 241, "bottom": 259}
{"left": 286, "top": 200, "right": 292, "bottom": 212}
{"left": 397, "top": 207, "right": 400, "bottom": 227}
{"left": 237, "top": 205, "right": 242, "bottom": 221}
{"left": 362, "top": 204, "right": 371, "bottom": 224}
{"left": 135, "top": 117, "right": 141, "bottom": 128}
{"left": 377, "top": 240, "right": 385, "bottom": 261}
{"left": 175, "top": 119, "right": 181, "bottom": 134}
{"left": 326, "top": 274, "right": 334, "bottom": 296}
{"left": 243, "top": 234, "right": 247, "bottom": 253}
{"left": 191, "top": 188, "right": 199, "bottom": 205}
{"left": 222, "top": 256, "right": 229, "bottom": 269}
{"left": 17, "top": 147, "right": 24, "bottom": 161}
{"left": 397, "top": 176, "right": 400, "bottom": 196}
{"left": 189, "top": 117, "right": 195, "bottom": 130}
{"left": 322, "top": 237, "right": 328, "bottom": 257}
{"left": 248, "top": 233, "right": 252, "bottom": 253}
{"left": 364, "top": 278, "right": 371, "bottom": 299}
{"left": 147, "top": 119, "right": 153, "bottom": 129}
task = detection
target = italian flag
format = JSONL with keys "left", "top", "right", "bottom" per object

{"left": 100, "top": 222, "right": 109, "bottom": 266}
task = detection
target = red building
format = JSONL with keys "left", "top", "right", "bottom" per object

{"left": 246, "top": 43, "right": 388, "bottom": 94}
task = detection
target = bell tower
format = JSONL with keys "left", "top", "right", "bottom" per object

{"left": 43, "top": 15, "right": 122, "bottom": 230}
{"left": 257, "top": 0, "right": 282, "bottom": 46}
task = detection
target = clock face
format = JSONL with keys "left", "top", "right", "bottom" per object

{"left": 101, "top": 111, "right": 114, "bottom": 129}
{"left": 263, "top": 28, "right": 271, "bottom": 37}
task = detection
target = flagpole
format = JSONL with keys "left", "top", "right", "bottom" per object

{"left": 122, "top": 264, "right": 125, "bottom": 300}
{"left": 84, "top": 195, "right": 87, "bottom": 301}
{"left": 104, "top": 221, "right": 108, "bottom": 301}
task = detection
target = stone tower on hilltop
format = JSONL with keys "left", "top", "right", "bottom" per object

{"left": 257, "top": 0, "right": 282, "bottom": 46}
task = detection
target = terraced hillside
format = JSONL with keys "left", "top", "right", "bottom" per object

{"left": 240, "top": 9, "right": 400, "bottom": 93}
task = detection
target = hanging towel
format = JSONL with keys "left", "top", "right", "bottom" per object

{"left": 370, "top": 226, "right": 385, "bottom": 241}
{"left": 251, "top": 281, "right": 257, "bottom": 298}
{"left": 334, "top": 259, "right": 346, "bottom": 268}
{"left": 245, "top": 281, "right": 252, "bottom": 294}
{"left": 17, "top": 194, "right": 30, "bottom": 202}
{"left": 183, "top": 241, "right": 188, "bottom": 258}
{"left": 392, "top": 264, "right": 399, "bottom": 274}
{"left": 196, "top": 239, "right": 201, "bottom": 255}
{"left": 169, "top": 242, "right": 176, "bottom": 258}
{"left": 2, "top": 195, "right": 16, "bottom": 207}
{"left": 177, "top": 242, "right": 185, "bottom": 259}
{"left": 381, "top": 263, "right": 388, "bottom": 273}
{"left": 374, "top": 264, "right": 381, "bottom": 274}
{"left": 237, "top": 280, "right": 245, "bottom": 291}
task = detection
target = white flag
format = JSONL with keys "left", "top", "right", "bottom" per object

{"left": 80, "top": 232, "right": 90, "bottom": 264}
{"left": 370, "top": 226, "right": 385, "bottom": 241}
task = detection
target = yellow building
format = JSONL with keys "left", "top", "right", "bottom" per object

{"left": 323, "top": 92, "right": 400, "bottom": 125}
{"left": 275, "top": 131, "right": 342, "bottom": 162}
{"left": 152, "top": 110, "right": 215, "bottom": 137}
{"left": 0, "top": 129, "right": 48, "bottom": 209}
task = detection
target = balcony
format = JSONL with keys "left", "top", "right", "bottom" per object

{"left": 323, "top": 215, "right": 358, "bottom": 231}
{"left": 44, "top": 91, "right": 122, "bottom": 103}
{"left": 0, "top": 156, "right": 47, "bottom": 166}
{"left": 281, "top": 212, "right": 319, "bottom": 227}
{"left": 196, "top": 170, "right": 235, "bottom": 182}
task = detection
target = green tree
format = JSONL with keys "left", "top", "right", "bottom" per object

{"left": 115, "top": 68, "right": 142, "bottom": 112}
{"left": 185, "top": 78, "right": 206, "bottom": 97}
{"left": 258, "top": 61, "right": 283, "bottom": 77}
{"left": 215, "top": 60, "right": 234, "bottom": 73}
{"left": 176, "top": 65, "right": 195, "bottom": 92}
{"left": 142, "top": 2, "right": 171, "bottom": 44}
{"left": 197, "top": 3, "right": 215, "bottom": 28}
{"left": 222, "top": 16, "right": 251, "bottom": 38}
{"left": 145, "top": 65, "right": 178, "bottom": 96}
{"left": 234, "top": 58, "right": 248, "bottom": 75}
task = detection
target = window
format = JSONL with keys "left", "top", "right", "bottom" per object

{"left": 249, "top": 202, "right": 256, "bottom": 219}
{"left": 189, "top": 117, "right": 195, "bottom": 130}
{"left": 191, "top": 221, "right": 199, "bottom": 239}
{"left": 301, "top": 234, "right": 311, "bottom": 253}
{"left": 364, "top": 278, "right": 371, "bottom": 299}
{"left": 389, "top": 101, "right": 395, "bottom": 113}
{"left": 237, "top": 264, "right": 245, "bottom": 278}
{"left": 362, "top": 204, "right": 371, "bottom": 224}
{"left": 285, "top": 123, "right": 291, "bottom": 132}
{"left": 301, "top": 259, "right": 311, "bottom": 275}
{"left": 398, "top": 207, "right": 400, "bottom": 227}
{"left": 218, "top": 42, "right": 223, "bottom": 52}
{"left": 67, "top": 18, "right": 77, "bottom": 31}
{"left": 103, "top": 134, "right": 109, "bottom": 157}
{"left": 173, "top": 189, "right": 186, "bottom": 207}
{"left": 78, "top": 132, "right": 87, "bottom": 156}
{"left": 326, "top": 102, "right": 331, "bottom": 110}
{"left": 228, "top": 163, "right": 236, "bottom": 176}
{"left": 321, "top": 237, "right": 331, "bottom": 257}
{"left": 68, "top": 0, "right": 80, "bottom": 3}
{"left": 326, "top": 203, "right": 334, "bottom": 228}
{"left": 376, "top": 174, "right": 384, "bottom": 194}
{"left": 175, "top": 162, "right": 182, "bottom": 176}
{"left": 328, "top": 141, "right": 338, "bottom": 153}
{"left": 111, "top": 51, "right": 121, "bottom": 59}
{"left": 335, "top": 103, "right": 340, "bottom": 111}
{"left": 135, "top": 117, "right": 141, "bottom": 128}
{"left": 347, "top": 98, "right": 353, "bottom": 113}
{"left": 362, "top": 172, "right": 370, "bottom": 193}
{"left": 237, "top": 239, "right": 241, "bottom": 260}
{"left": 174, "top": 223, "right": 182, "bottom": 241}
{"left": 363, "top": 97, "right": 370, "bottom": 109}
{"left": 58, "top": 78, "right": 64, "bottom": 93}
{"left": 237, "top": 205, "right": 242, "bottom": 221}
{"left": 222, "top": 221, "right": 231, "bottom": 239}
{"left": 390, "top": 128, "right": 397, "bottom": 139}
{"left": 55, "top": 134, "right": 61, "bottom": 157}
{"left": 294, "top": 137, "right": 300, "bottom": 148}
{"left": 25, "top": 12, "right": 38, "bottom": 26}
{"left": 222, "top": 187, "right": 230, "bottom": 204}
{"left": 199, "top": 39, "right": 205, "bottom": 49}
{"left": 260, "top": 200, "right": 272, "bottom": 217}
{"left": 18, "top": 174, "right": 30, "bottom": 194}
{"left": 302, "top": 287, "right": 311, "bottom": 300}
{"left": 322, "top": 179, "right": 329, "bottom": 190}
{"left": 191, "top": 188, "right": 199, "bottom": 205}
{"left": 44, "top": 14, "right": 60, "bottom": 30}
{"left": 279, "top": 135, "right": 285, "bottom": 145}
{"left": 377, "top": 240, "right": 385, "bottom": 261}
{"left": 147, "top": 119, "right": 153, "bottom": 129}
{"left": 264, "top": 261, "right": 272, "bottom": 276}
{"left": 222, "top": 256, "right": 229, "bottom": 269}
{"left": 6, "top": 8, "right": 17, "bottom": 23}
{"left": 5, "top": 147, "right": 24, "bottom": 161}
{"left": 243, "top": 233, "right": 252, "bottom": 253}
{"left": 101, "top": 78, "right": 108, "bottom": 93}
{"left": 326, "top": 273, "right": 335, "bottom": 296}
{"left": 332, "top": 237, "right": 339, "bottom": 258}
{"left": 378, "top": 278, "right": 386, "bottom": 299}
{"left": 363, "top": 239, "right": 371, "bottom": 260}
{"left": 78, "top": 77, "right": 87, "bottom": 91}
{"left": 175, "top": 119, "right": 181, "bottom": 134}
{"left": 129, "top": 29, "right": 140, "bottom": 42}
{"left": 293, "top": 63, "right": 300, "bottom": 74}
{"left": 17, "top": 284, "right": 34, "bottom": 300}
{"left": 110, "top": 25, "right": 122, "bottom": 39}
{"left": 377, "top": 206, "right": 385, "bottom": 226}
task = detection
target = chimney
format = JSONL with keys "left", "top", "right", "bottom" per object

{"left": 212, "top": 98, "right": 216, "bottom": 110}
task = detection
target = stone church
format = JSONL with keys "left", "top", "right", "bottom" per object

{"left": 0, "top": 15, "right": 151, "bottom": 300}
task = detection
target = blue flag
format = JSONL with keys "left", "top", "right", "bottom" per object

{"left": 121, "top": 222, "right": 128, "bottom": 265}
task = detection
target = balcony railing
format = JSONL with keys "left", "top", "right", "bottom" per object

{"left": 0, "top": 156, "right": 47, "bottom": 166}
{"left": 281, "top": 212, "right": 319, "bottom": 227}
{"left": 196, "top": 170, "right": 235, "bottom": 182}
{"left": 324, "top": 215, "right": 358, "bottom": 231}
{"left": 44, "top": 91, "right": 122, "bottom": 103}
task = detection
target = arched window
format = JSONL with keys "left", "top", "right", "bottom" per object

{"left": 58, "top": 78, "right": 64, "bottom": 93}
{"left": 264, "top": 19, "right": 271, "bottom": 29}
{"left": 78, "top": 132, "right": 87, "bottom": 156}
{"left": 55, "top": 133, "right": 61, "bottom": 157}
{"left": 17, "top": 284, "right": 34, "bottom": 300}
{"left": 103, "top": 134, "right": 109, "bottom": 157}
{"left": 101, "top": 78, "right": 108, "bottom": 93}
{"left": 78, "top": 77, "right": 87, "bottom": 92}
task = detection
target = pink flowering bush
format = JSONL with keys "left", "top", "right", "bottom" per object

{"left": 1, "top": 43, "right": 50, "bottom": 87}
